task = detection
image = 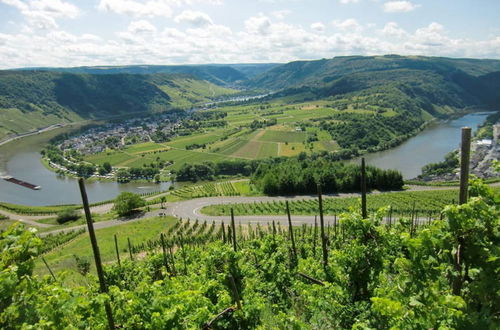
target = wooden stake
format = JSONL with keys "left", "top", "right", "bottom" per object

{"left": 128, "top": 237, "right": 134, "bottom": 261}
{"left": 313, "top": 215, "right": 317, "bottom": 257}
{"left": 230, "top": 208, "right": 237, "bottom": 252}
{"left": 361, "top": 157, "right": 367, "bottom": 219}
{"left": 317, "top": 184, "right": 328, "bottom": 270}
{"left": 42, "top": 256, "right": 56, "bottom": 281}
{"left": 221, "top": 221, "right": 226, "bottom": 243}
{"left": 114, "top": 234, "right": 121, "bottom": 267}
{"left": 286, "top": 201, "right": 297, "bottom": 264}
{"left": 228, "top": 274, "right": 242, "bottom": 310}
{"left": 459, "top": 127, "right": 472, "bottom": 205}
{"left": 78, "top": 178, "right": 115, "bottom": 330}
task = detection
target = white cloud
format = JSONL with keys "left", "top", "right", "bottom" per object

{"left": 1, "top": 9, "right": 500, "bottom": 69}
{"left": 174, "top": 10, "right": 213, "bottom": 27}
{"left": 310, "top": 22, "right": 325, "bottom": 32}
{"left": 128, "top": 20, "right": 157, "bottom": 34}
{"left": 380, "top": 22, "right": 407, "bottom": 38}
{"left": 413, "top": 22, "right": 447, "bottom": 46}
{"left": 97, "top": 0, "right": 173, "bottom": 17}
{"left": 245, "top": 14, "right": 272, "bottom": 35}
{"left": 339, "top": 0, "right": 359, "bottom": 4}
{"left": 384, "top": 1, "right": 420, "bottom": 13}
{"left": 1, "top": 0, "right": 80, "bottom": 31}
{"left": 271, "top": 10, "right": 291, "bottom": 20}
{"left": 332, "top": 18, "right": 363, "bottom": 32}
{"left": 30, "top": 0, "right": 80, "bottom": 19}
{"left": 96, "top": 0, "right": 222, "bottom": 18}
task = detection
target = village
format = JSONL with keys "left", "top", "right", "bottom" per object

{"left": 58, "top": 111, "right": 185, "bottom": 156}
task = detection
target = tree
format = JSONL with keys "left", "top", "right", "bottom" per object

{"left": 103, "top": 162, "right": 112, "bottom": 173}
{"left": 56, "top": 208, "right": 80, "bottom": 224}
{"left": 112, "top": 192, "right": 146, "bottom": 216}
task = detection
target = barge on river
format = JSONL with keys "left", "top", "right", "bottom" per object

{"left": 1, "top": 176, "right": 41, "bottom": 190}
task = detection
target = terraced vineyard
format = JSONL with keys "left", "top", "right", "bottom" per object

{"left": 201, "top": 189, "right": 479, "bottom": 217}
{"left": 170, "top": 180, "right": 250, "bottom": 199}
{"left": 9, "top": 179, "right": 497, "bottom": 328}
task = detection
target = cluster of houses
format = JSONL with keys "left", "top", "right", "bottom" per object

{"left": 58, "top": 113, "right": 182, "bottom": 155}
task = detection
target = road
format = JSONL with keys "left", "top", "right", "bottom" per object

{"left": 5, "top": 183, "right": 496, "bottom": 235}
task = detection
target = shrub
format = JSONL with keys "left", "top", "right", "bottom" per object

{"left": 56, "top": 209, "right": 80, "bottom": 224}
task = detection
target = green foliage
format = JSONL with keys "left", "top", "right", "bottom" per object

{"left": 420, "top": 151, "right": 459, "bottom": 177}
{"left": 73, "top": 255, "right": 90, "bottom": 276}
{"left": 112, "top": 192, "right": 146, "bottom": 216}
{"left": 252, "top": 158, "right": 403, "bottom": 195}
{"left": 0, "top": 179, "right": 498, "bottom": 328}
{"left": 56, "top": 208, "right": 80, "bottom": 224}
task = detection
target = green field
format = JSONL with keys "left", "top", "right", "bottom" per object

{"left": 258, "top": 130, "right": 306, "bottom": 143}
{"left": 164, "top": 132, "right": 222, "bottom": 149}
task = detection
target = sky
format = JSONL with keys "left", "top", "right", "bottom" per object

{"left": 1, "top": 0, "right": 500, "bottom": 68}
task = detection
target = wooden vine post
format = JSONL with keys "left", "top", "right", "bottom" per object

{"left": 459, "top": 127, "right": 472, "bottom": 205}
{"left": 127, "top": 237, "right": 134, "bottom": 260}
{"left": 361, "top": 157, "right": 367, "bottom": 219}
{"left": 286, "top": 201, "right": 298, "bottom": 264}
{"left": 230, "top": 208, "right": 237, "bottom": 252}
{"left": 317, "top": 184, "right": 328, "bottom": 271}
{"left": 41, "top": 256, "right": 57, "bottom": 281}
{"left": 78, "top": 178, "right": 115, "bottom": 330}
{"left": 453, "top": 127, "right": 471, "bottom": 296}
{"left": 114, "top": 234, "right": 121, "bottom": 267}
{"left": 313, "top": 215, "right": 318, "bottom": 257}
{"left": 221, "top": 221, "right": 226, "bottom": 243}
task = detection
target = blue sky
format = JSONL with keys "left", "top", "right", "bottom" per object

{"left": 1, "top": 0, "right": 499, "bottom": 68}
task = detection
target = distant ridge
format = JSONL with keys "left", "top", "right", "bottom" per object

{"left": 13, "top": 63, "right": 280, "bottom": 86}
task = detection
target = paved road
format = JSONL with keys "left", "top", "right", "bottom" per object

{"left": 10, "top": 183, "right": 499, "bottom": 235}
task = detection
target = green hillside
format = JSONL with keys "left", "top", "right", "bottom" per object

{"left": 242, "top": 56, "right": 500, "bottom": 151}
{"left": 0, "top": 71, "right": 236, "bottom": 140}
{"left": 18, "top": 64, "right": 251, "bottom": 86}
{"left": 246, "top": 55, "right": 500, "bottom": 90}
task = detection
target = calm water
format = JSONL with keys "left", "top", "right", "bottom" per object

{"left": 0, "top": 130, "right": 171, "bottom": 206}
{"left": 0, "top": 111, "right": 495, "bottom": 205}
{"left": 352, "top": 111, "right": 496, "bottom": 179}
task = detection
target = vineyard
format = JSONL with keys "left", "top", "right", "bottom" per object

{"left": 38, "top": 229, "right": 86, "bottom": 255}
{"left": 170, "top": 180, "right": 249, "bottom": 199}
{"left": 1, "top": 179, "right": 498, "bottom": 328}
{"left": 201, "top": 188, "right": 478, "bottom": 217}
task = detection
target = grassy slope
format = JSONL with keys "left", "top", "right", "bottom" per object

{"left": 34, "top": 216, "right": 178, "bottom": 284}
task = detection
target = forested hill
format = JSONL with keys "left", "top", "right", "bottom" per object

{"left": 15, "top": 63, "right": 279, "bottom": 86}
{"left": 246, "top": 55, "right": 500, "bottom": 91}
{"left": 0, "top": 71, "right": 235, "bottom": 139}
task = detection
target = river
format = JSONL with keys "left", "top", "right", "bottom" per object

{"left": 0, "top": 111, "right": 495, "bottom": 206}
{"left": 0, "top": 128, "right": 171, "bottom": 206}
{"left": 351, "top": 111, "right": 495, "bottom": 179}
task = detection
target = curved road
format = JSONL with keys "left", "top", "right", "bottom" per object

{"left": 161, "top": 185, "right": 462, "bottom": 225}
{"left": 5, "top": 183, "right": 497, "bottom": 235}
